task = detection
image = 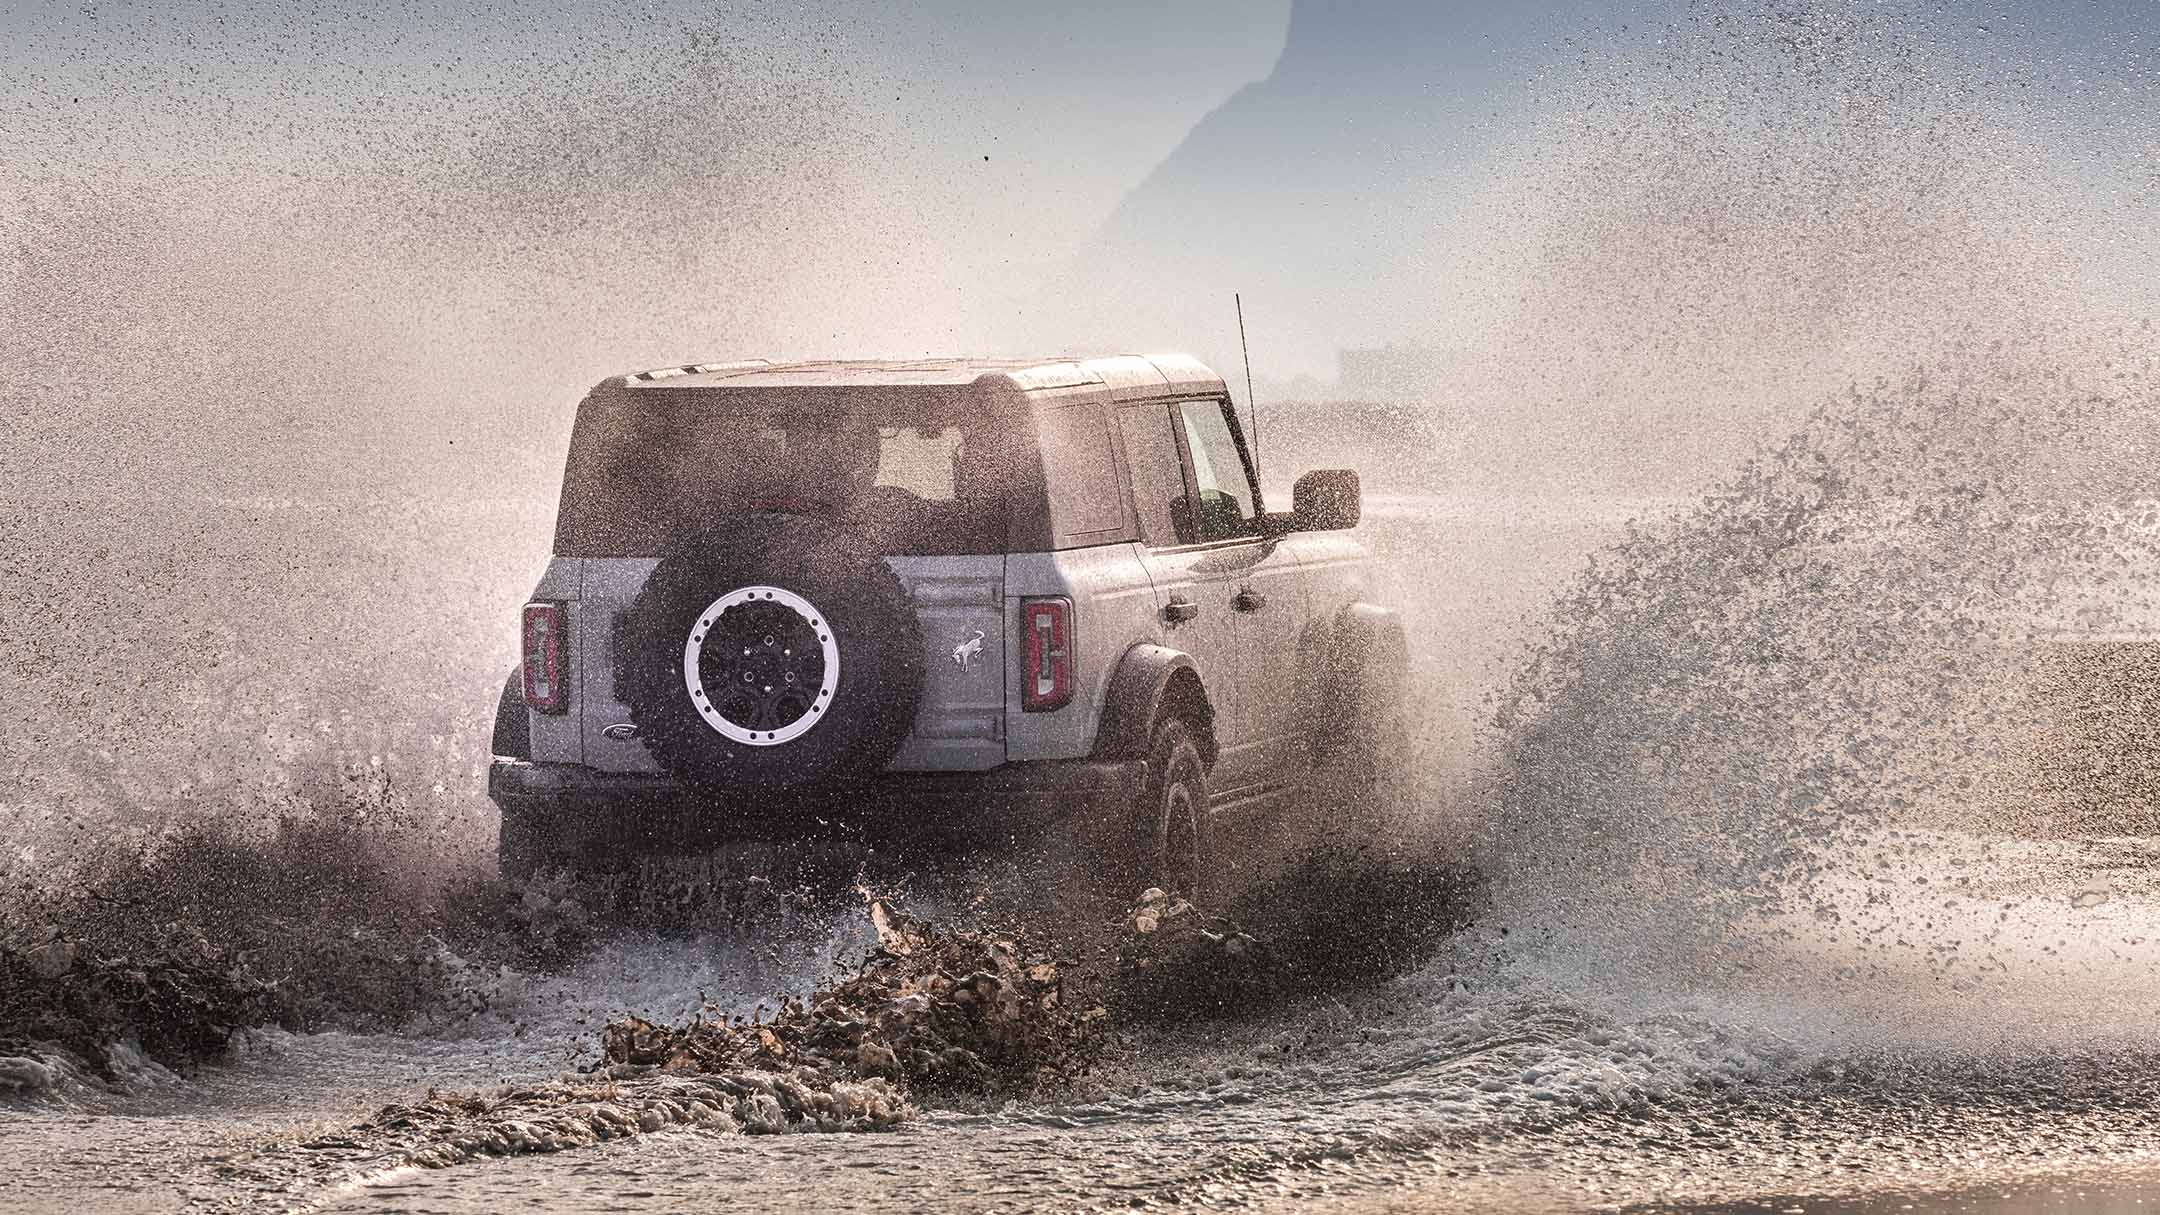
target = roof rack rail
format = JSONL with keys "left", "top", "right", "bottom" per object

{"left": 630, "top": 359, "right": 774, "bottom": 383}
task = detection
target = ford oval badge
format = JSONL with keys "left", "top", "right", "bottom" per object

{"left": 601, "top": 723, "right": 640, "bottom": 741}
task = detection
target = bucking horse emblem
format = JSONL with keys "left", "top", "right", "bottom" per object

{"left": 952, "top": 627, "right": 986, "bottom": 670}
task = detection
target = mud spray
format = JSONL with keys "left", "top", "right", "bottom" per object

{"left": 5, "top": 2, "right": 2160, "bottom": 1211}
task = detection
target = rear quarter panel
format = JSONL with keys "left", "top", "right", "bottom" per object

{"left": 1004, "top": 543, "right": 1163, "bottom": 761}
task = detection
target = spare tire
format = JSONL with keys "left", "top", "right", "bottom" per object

{"left": 614, "top": 514, "right": 923, "bottom": 794}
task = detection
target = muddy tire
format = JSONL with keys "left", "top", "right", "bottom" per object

{"left": 1342, "top": 686, "right": 1413, "bottom": 805}
{"left": 1126, "top": 716, "right": 1212, "bottom": 901}
{"left": 614, "top": 515, "right": 923, "bottom": 796}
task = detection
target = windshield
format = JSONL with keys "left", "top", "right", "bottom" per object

{"left": 554, "top": 385, "right": 1027, "bottom": 556}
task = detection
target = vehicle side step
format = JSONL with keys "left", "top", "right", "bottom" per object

{"left": 1207, "top": 781, "right": 1301, "bottom": 820}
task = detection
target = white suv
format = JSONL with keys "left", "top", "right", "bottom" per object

{"left": 488, "top": 355, "right": 1407, "bottom": 891}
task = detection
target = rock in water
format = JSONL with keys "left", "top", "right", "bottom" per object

{"left": 0, "top": 1054, "right": 57, "bottom": 1094}
{"left": 1115, "top": 888, "right": 1277, "bottom": 1014}
{"left": 22, "top": 937, "right": 76, "bottom": 980}
{"left": 598, "top": 892, "right": 1102, "bottom": 1101}
{"left": 311, "top": 892, "right": 1115, "bottom": 1176}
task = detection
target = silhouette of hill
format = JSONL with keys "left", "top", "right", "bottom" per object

{"left": 1039, "top": 0, "right": 1614, "bottom": 374}
{"left": 1039, "top": 0, "right": 2156, "bottom": 384}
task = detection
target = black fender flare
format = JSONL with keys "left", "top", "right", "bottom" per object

{"left": 1091, "top": 643, "right": 1217, "bottom": 766}
{"left": 1313, "top": 603, "right": 1408, "bottom": 754}
{"left": 1335, "top": 603, "right": 1408, "bottom": 672}
{"left": 491, "top": 665, "right": 530, "bottom": 760}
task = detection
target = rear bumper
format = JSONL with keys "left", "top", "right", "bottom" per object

{"left": 488, "top": 755, "right": 1146, "bottom": 843}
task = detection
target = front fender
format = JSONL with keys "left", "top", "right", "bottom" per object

{"left": 1307, "top": 603, "right": 1407, "bottom": 756}
{"left": 1337, "top": 603, "right": 1406, "bottom": 665}
{"left": 1332, "top": 603, "right": 1408, "bottom": 696}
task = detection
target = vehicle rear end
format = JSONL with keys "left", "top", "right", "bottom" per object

{"left": 528, "top": 368, "right": 1029, "bottom": 767}
{"left": 493, "top": 364, "right": 1161, "bottom": 867}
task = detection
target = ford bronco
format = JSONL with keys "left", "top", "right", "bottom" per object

{"left": 488, "top": 355, "right": 1408, "bottom": 893}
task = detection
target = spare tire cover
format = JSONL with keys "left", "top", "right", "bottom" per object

{"left": 615, "top": 515, "right": 924, "bottom": 793}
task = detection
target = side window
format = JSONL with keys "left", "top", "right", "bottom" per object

{"left": 1175, "top": 399, "right": 1258, "bottom": 543}
{"left": 1036, "top": 404, "right": 1129, "bottom": 546}
{"left": 1117, "top": 403, "right": 1187, "bottom": 548}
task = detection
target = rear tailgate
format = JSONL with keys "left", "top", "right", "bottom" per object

{"left": 578, "top": 557, "right": 664, "bottom": 773}
{"left": 574, "top": 555, "right": 1005, "bottom": 774}
{"left": 885, "top": 556, "right": 1005, "bottom": 771}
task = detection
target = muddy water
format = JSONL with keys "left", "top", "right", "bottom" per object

{"left": 335, "top": 837, "right": 2160, "bottom": 1213}
{"left": 10, "top": 832, "right": 2147, "bottom": 1213}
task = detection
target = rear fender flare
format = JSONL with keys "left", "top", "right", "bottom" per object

{"left": 1091, "top": 644, "right": 1217, "bottom": 767}
{"left": 492, "top": 666, "right": 531, "bottom": 760}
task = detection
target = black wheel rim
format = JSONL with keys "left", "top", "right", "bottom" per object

{"left": 696, "top": 598, "right": 829, "bottom": 734}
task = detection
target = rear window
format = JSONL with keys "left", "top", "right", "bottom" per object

{"left": 1035, "top": 404, "right": 1131, "bottom": 546}
{"left": 555, "top": 384, "right": 1029, "bottom": 556}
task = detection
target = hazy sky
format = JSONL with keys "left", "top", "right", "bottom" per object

{"left": 1076, "top": 0, "right": 2160, "bottom": 375}
{"left": 0, "top": 0, "right": 1303, "bottom": 494}
{"left": 2, "top": 0, "right": 2154, "bottom": 410}
{"left": 0, "top": 0, "right": 1291, "bottom": 293}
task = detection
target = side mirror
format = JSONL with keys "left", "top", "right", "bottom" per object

{"left": 1291, "top": 469, "right": 1361, "bottom": 532}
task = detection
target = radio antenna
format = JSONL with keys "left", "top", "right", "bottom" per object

{"left": 1235, "top": 292, "right": 1258, "bottom": 473}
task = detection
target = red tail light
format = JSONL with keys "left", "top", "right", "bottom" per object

{"left": 1021, "top": 597, "right": 1073, "bottom": 712}
{"left": 522, "top": 602, "right": 568, "bottom": 714}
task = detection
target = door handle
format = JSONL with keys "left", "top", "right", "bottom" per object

{"left": 1233, "top": 587, "right": 1267, "bottom": 612}
{"left": 1163, "top": 596, "right": 1199, "bottom": 624}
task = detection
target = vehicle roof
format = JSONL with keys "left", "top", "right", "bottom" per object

{"left": 608, "top": 354, "right": 1225, "bottom": 401}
